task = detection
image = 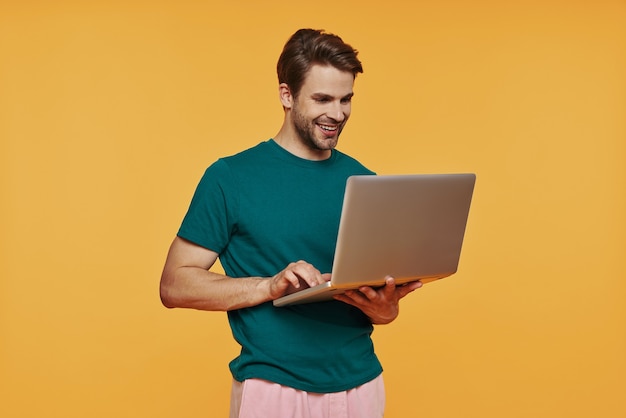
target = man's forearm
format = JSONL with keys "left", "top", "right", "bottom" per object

{"left": 160, "top": 267, "right": 271, "bottom": 311}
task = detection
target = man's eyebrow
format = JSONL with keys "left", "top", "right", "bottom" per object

{"left": 311, "top": 93, "right": 333, "bottom": 99}
{"left": 310, "top": 92, "right": 355, "bottom": 99}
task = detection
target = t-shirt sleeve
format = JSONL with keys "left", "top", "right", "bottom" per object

{"left": 177, "top": 159, "right": 238, "bottom": 254}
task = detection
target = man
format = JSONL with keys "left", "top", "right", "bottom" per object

{"left": 160, "top": 28, "right": 422, "bottom": 418}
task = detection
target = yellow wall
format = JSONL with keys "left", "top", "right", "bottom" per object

{"left": 1, "top": 1, "right": 624, "bottom": 417}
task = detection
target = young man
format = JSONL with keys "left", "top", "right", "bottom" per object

{"left": 160, "top": 28, "right": 422, "bottom": 418}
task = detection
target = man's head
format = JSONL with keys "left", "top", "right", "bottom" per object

{"left": 274, "top": 29, "right": 363, "bottom": 159}
{"left": 277, "top": 29, "right": 363, "bottom": 99}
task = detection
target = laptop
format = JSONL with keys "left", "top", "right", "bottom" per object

{"left": 273, "top": 173, "right": 476, "bottom": 307}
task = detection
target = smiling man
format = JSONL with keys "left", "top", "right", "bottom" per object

{"left": 160, "top": 28, "right": 422, "bottom": 418}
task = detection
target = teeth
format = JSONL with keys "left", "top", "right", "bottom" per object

{"left": 319, "top": 124, "right": 337, "bottom": 131}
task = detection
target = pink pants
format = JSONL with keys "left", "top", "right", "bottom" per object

{"left": 229, "top": 375, "right": 385, "bottom": 418}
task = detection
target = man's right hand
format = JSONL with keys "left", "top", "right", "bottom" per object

{"left": 268, "top": 261, "right": 331, "bottom": 299}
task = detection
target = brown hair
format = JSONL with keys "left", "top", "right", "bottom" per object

{"left": 277, "top": 29, "right": 363, "bottom": 98}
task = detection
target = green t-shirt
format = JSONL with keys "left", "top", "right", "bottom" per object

{"left": 178, "top": 139, "right": 380, "bottom": 393}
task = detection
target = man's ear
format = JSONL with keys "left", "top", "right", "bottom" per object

{"left": 278, "top": 83, "right": 293, "bottom": 109}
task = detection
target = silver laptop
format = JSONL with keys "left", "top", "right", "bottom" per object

{"left": 273, "top": 173, "right": 476, "bottom": 307}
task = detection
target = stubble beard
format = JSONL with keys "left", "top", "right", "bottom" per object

{"left": 292, "top": 105, "right": 344, "bottom": 152}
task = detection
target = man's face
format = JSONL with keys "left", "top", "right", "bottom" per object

{"left": 290, "top": 65, "right": 355, "bottom": 152}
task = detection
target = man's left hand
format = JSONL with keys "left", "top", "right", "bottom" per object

{"left": 333, "top": 276, "right": 422, "bottom": 324}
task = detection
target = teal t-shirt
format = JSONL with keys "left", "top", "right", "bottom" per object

{"left": 178, "top": 139, "right": 380, "bottom": 393}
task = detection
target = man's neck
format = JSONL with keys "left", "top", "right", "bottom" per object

{"left": 273, "top": 128, "right": 331, "bottom": 161}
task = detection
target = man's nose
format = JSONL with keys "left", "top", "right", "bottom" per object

{"left": 328, "top": 102, "right": 346, "bottom": 122}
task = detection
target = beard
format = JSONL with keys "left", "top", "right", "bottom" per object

{"left": 292, "top": 103, "right": 345, "bottom": 152}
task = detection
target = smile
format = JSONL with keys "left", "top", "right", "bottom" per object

{"left": 318, "top": 124, "right": 338, "bottom": 132}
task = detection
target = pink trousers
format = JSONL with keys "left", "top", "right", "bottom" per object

{"left": 229, "top": 375, "right": 385, "bottom": 418}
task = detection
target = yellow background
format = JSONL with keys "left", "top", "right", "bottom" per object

{"left": 1, "top": 1, "right": 624, "bottom": 417}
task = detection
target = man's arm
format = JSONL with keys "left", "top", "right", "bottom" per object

{"left": 159, "top": 237, "right": 330, "bottom": 311}
{"left": 333, "top": 276, "right": 422, "bottom": 324}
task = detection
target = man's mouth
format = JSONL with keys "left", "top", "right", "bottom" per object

{"left": 318, "top": 123, "right": 339, "bottom": 135}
